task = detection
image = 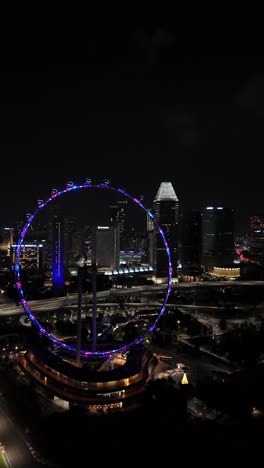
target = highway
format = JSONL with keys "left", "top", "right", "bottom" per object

{"left": 0, "top": 280, "right": 263, "bottom": 318}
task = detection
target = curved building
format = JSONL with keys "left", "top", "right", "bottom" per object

{"left": 18, "top": 337, "right": 153, "bottom": 414}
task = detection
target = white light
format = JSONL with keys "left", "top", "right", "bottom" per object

{"left": 217, "top": 207, "right": 223, "bottom": 210}
{"left": 97, "top": 226, "right": 109, "bottom": 230}
{"left": 206, "top": 207, "right": 214, "bottom": 210}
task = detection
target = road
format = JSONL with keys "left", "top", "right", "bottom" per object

{"left": 0, "top": 280, "right": 263, "bottom": 318}
{"left": 0, "top": 396, "right": 40, "bottom": 467}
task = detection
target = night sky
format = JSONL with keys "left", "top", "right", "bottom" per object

{"left": 1, "top": 30, "right": 264, "bottom": 232}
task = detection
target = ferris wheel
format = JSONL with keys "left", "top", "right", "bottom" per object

{"left": 14, "top": 180, "right": 172, "bottom": 357}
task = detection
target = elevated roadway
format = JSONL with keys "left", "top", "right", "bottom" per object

{"left": 0, "top": 280, "right": 263, "bottom": 318}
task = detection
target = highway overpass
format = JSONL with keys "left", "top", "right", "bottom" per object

{"left": 0, "top": 280, "right": 263, "bottom": 318}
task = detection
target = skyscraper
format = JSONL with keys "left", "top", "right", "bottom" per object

{"left": 153, "top": 182, "right": 179, "bottom": 277}
{"left": 95, "top": 225, "right": 120, "bottom": 269}
{"left": 180, "top": 210, "right": 202, "bottom": 276}
{"left": 110, "top": 200, "right": 127, "bottom": 234}
{"left": 202, "top": 207, "right": 235, "bottom": 271}
{"left": 0, "top": 227, "right": 13, "bottom": 254}
{"left": 249, "top": 215, "right": 264, "bottom": 264}
{"left": 52, "top": 216, "right": 64, "bottom": 294}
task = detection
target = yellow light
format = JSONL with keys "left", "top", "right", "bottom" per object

{"left": 181, "top": 372, "right": 189, "bottom": 385}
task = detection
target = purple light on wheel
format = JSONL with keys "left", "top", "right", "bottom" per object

{"left": 14, "top": 181, "right": 172, "bottom": 357}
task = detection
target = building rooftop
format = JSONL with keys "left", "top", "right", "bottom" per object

{"left": 154, "top": 182, "right": 178, "bottom": 202}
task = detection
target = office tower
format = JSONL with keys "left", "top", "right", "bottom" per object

{"left": 52, "top": 216, "right": 64, "bottom": 294}
{"left": 249, "top": 215, "right": 264, "bottom": 264}
{"left": 180, "top": 210, "right": 202, "bottom": 276}
{"left": 0, "top": 227, "right": 13, "bottom": 254}
{"left": 202, "top": 206, "right": 235, "bottom": 271}
{"left": 64, "top": 217, "right": 77, "bottom": 268}
{"left": 64, "top": 217, "right": 86, "bottom": 268}
{"left": 0, "top": 227, "right": 11, "bottom": 270}
{"left": 117, "top": 200, "right": 127, "bottom": 234}
{"left": 10, "top": 243, "right": 44, "bottom": 270}
{"left": 110, "top": 200, "right": 128, "bottom": 252}
{"left": 147, "top": 209, "right": 154, "bottom": 232}
{"left": 110, "top": 200, "right": 127, "bottom": 234}
{"left": 153, "top": 182, "right": 179, "bottom": 277}
{"left": 95, "top": 225, "right": 120, "bottom": 269}
{"left": 146, "top": 209, "right": 155, "bottom": 267}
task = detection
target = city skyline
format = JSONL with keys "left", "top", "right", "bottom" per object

{"left": 0, "top": 178, "right": 257, "bottom": 236}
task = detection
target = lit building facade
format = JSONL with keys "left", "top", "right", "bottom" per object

{"left": 0, "top": 227, "right": 13, "bottom": 254}
{"left": 11, "top": 243, "right": 44, "bottom": 270}
{"left": 52, "top": 216, "right": 64, "bottom": 294}
{"left": 213, "top": 266, "right": 240, "bottom": 278}
{"left": 202, "top": 207, "right": 235, "bottom": 271}
{"left": 110, "top": 200, "right": 128, "bottom": 235}
{"left": 153, "top": 182, "right": 179, "bottom": 277}
{"left": 249, "top": 215, "right": 264, "bottom": 264}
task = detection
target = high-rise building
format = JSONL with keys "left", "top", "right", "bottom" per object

{"left": 202, "top": 206, "right": 235, "bottom": 271}
{"left": 147, "top": 209, "right": 154, "bottom": 232}
{"left": 95, "top": 225, "right": 120, "bottom": 269}
{"left": 117, "top": 200, "right": 127, "bottom": 234}
{"left": 110, "top": 200, "right": 130, "bottom": 252}
{"left": 52, "top": 216, "right": 64, "bottom": 294}
{"left": 249, "top": 215, "right": 264, "bottom": 263}
{"left": 180, "top": 210, "right": 202, "bottom": 275}
{"left": 153, "top": 182, "right": 179, "bottom": 277}
{"left": 10, "top": 243, "right": 44, "bottom": 270}
{"left": 110, "top": 200, "right": 127, "bottom": 234}
{"left": 64, "top": 217, "right": 87, "bottom": 268}
{"left": 146, "top": 209, "right": 155, "bottom": 268}
{"left": 0, "top": 227, "right": 13, "bottom": 255}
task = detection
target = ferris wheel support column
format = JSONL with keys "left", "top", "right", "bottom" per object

{"left": 76, "top": 267, "right": 83, "bottom": 367}
{"left": 92, "top": 228, "right": 97, "bottom": 353}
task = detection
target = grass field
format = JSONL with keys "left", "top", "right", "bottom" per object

{"left": 0, "top": 450, "right": 7, "bottom": 467}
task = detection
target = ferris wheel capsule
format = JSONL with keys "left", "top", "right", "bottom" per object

{"left": 102, "top": 179, "right": 110, "bottom": 186}
{"left": 66, "top": 181, "right": 74, "bottom": 189}
{"left": 51, "top": 188, "right": 58, "bottom": 197}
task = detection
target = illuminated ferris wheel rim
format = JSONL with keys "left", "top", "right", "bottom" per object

{"left": 14, "top": 180, "right": 173, "bottom": 357}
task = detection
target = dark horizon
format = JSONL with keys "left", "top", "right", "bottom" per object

{"left": 1, "top": 32, "right": 264, "bottom": 233}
